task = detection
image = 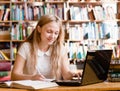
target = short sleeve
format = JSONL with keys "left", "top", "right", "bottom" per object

{"left": 17, "top": 42, "right": 30, "bottom": 60}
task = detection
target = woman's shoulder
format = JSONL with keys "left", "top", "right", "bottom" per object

{"left": 62, "top": 45, "right": 67, "bottom": 51}
{"left": 19, "top": 42, "right": 31, "bottom": 49}
{"left": 61, "top": 45, "right": 68, "bottom": 55}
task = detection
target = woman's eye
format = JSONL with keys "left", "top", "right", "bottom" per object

{"left": 55, "top": 32, "right": 59, "bottom": 35}
{"left": 47, "top": 30, "right": 52, "bottom": 33}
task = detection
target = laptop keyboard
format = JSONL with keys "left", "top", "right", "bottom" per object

{"left": 55, "top": 79, "right": 82, "bottom": 86}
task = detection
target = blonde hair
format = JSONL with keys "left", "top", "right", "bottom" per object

{"left": 23, "top": 15, "right": 65, "bottom": 79}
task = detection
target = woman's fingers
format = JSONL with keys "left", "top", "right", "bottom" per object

{"left": 72, "top": 69, "right": 83, "bottom": 79}
{"left": 31, "top": 74, "right": 46, "bottom": 80}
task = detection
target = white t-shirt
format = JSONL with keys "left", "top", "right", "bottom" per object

{"left": 17, "top": 42, "right": 54, "bottom": 79}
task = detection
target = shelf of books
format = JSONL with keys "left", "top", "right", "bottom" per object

{"left": 2, "top": 0, "right": 66, "bottom": 61}
{"left": 65, "top": 0, "right": 120, "bottom": 82}
{"left": 0, "top": 42, "right": 11, "bottom": 82}
{"left": 0, "top": 0, "right": 11, "bottom": 82}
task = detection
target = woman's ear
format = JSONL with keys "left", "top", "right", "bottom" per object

{"left": 37, "top": 26, "right": 41, "bottom": 33}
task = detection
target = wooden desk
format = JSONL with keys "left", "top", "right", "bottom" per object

{"left": 0, "top": 82, "right": 120, "bottom": 91}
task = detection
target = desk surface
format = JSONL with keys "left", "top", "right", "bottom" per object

{"left": 0, "top": 82, "right": 120, "bottom": 91}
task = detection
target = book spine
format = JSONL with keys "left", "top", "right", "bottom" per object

{"left": 0, "top": 61, "right": 11, "bottom": 71}
{"left": 0, "top": 51, "right": 9, "bottom": 60}
{"left": 0, "top": 71, "right": 9, "bottom": 77}
{"left": 0, "top": 75, "right": 10, "bottom": 82}
{"left": 3, "top": 8, "right": 10, "bottom": 21}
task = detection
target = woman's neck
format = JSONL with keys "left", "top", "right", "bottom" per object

{"left": 39, "top": 43, "right": 50, "bottom": 52}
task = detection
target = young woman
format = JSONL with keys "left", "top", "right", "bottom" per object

{"left": 11, "top": 15, "right": 80, "bottom": 81}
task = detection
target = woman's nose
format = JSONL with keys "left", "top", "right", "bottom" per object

{"left": 50, "top": 33, "right": 55, "bottom": 38}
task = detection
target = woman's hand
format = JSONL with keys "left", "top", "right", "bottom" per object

{"left": 31, "top": 74, "right": 46, "bottom": 80}
{"left": 72, "top": 69, "right": 83, "bottom": 79}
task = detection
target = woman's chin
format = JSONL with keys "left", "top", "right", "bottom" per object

{"left": 48, "top": 42, "right": 54, "bottom": 45}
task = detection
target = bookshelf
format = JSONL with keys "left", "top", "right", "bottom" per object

{"left": 65, "top": 0, "right": 120, "bottom": 61}
{"left": 0, "top": 0, "right": 120, "bottom": 81}
{"left": 0, "top": 0, "right": 66, "bottom": 61}
{"left": 65, "top": 0, "right": 120, "bottom": 82}
{"left": 0, "top": 0, "right": 11, "bottom": 61}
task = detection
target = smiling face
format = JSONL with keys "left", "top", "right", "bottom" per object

{"left": 38, "top": 21, "right": 60, "bottom": 46}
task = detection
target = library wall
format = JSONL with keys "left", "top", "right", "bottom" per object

{"left": 0, "top": 0, "right": 120, "bottom": 82}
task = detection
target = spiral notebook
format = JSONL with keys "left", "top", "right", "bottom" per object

{"left": 55, "top": 49, "right": 113, "bottom": 86}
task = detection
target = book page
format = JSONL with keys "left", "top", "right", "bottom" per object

{"left": 10, "top": 80, "right": 58, "bottom": 89}
{"left": 0, "top": 81, "right": 12, "bottom": 88}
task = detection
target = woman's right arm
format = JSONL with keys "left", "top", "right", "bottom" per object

{"left": 11, "top": 42, "right": 46, "bottom": 81}
{"left": 11, "top": 53, "right": 33, "bottom": 80}
{"left": 11, "top": 53, "right": 46, "bottom": 81}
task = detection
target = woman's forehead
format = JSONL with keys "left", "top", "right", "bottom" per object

{"left": 42, "top": 21, "right": 60, "bottom": 28}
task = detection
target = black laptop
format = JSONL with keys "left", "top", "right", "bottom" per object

{"left": 55, "top": 49, "right": 113, "bottom": 86}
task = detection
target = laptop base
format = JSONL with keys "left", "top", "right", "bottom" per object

{"left": 55, "top": 80, "right": 81, "bottom": 86}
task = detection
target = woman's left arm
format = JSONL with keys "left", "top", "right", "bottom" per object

{"left": 61, "top": 47, "right": 73, "bottom": 80}
{"left": 61, "top": 47, "right": 82, "bottom": 80}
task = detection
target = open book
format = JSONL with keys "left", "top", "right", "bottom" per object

{"left": 0, "top": 80, "right": 58, "bottom": 89}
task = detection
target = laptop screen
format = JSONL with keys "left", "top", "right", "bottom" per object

{"left": 81, "top": 49, "right": 113, "bottom": 85}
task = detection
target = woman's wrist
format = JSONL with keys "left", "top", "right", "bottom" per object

{"left": 72, "top": 72, "right": 76, "bottom": 77}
